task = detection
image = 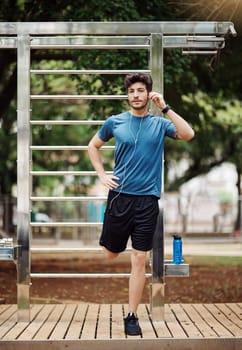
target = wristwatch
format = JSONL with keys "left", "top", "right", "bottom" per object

{"left": 161, "top": 104, "right": 171, "bottom": 114}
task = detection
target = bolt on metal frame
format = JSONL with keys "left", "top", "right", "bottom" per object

{"left": 0, "top": 21, "right": 236, "bottom": 322}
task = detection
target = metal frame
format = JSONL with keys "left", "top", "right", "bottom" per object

{"left": 0, "top": 21, "right": 236, "bottom": 35}
{"left": 16, "top": 34, "right": 31, "bottom": 321}
{"left": 0, "top": 21, "right": 236, "bottom": 322}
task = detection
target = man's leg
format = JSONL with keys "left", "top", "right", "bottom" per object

{"left": 102, "top": 247, "right": 120, "bottom": 260}
{"left": 123, "top": 248, "right": 146, "bottom": 335}
{"left": 128, "top": 249, "right": 147, "bottom": 313}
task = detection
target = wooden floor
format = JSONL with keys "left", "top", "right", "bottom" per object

{"left": 0, "top": 303, "right": 241, "bottom": 350}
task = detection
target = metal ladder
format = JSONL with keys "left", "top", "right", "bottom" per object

{"left": 0, "top": 21, "right": 236, "bottom": 321}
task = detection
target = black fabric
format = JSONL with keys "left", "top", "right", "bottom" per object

{"left": 99, "top": 190, "right": 159, "bottom": 253}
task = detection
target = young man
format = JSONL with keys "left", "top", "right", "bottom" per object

{"left": 88, "top": 73, "right": 194, "bottom": 336}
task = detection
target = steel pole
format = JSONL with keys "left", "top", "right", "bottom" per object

{"left": 17, "top": 34, "right": 31, "bottom": 322}
{"left": 150, "top": 33, "right": 165, "bottom": 320}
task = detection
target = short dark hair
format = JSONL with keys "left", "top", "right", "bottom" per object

{"left": 124, "top": 73, "right": 153, "bottom": 93}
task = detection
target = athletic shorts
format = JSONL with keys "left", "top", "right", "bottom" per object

{"left": 99, "top": 191, "right": 159, "bottom": 253}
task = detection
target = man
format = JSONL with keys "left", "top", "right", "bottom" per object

{"left": 88, "top": 73, "right": 194, "bottom": 336}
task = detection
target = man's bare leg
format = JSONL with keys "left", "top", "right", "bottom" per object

{"left": 102, "top": 247, "right": 119, "bottom": 260}
{"left": 128, "top": 249, "right": 147, "bottom": 313}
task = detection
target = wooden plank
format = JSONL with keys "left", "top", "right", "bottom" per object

{"left": 138, "top": 304, "right": 157, "bottom": 338}
{"left": 165, "top": 304, "right": 188, "bottom": 338}
{"left": 216, "top": 303, "right": 242, "bottom": 328}
{"left": 152, "top": 320, "right": 173, "bottom": 338}
{"left": 80, "top": 304, "right": 99, "bottom": 339}
{"left": 151, "top": 313, "right": 173, "bottom": 339}
{"left": 170, "top": 304, "right": 203, "bottom": 338}
{"left": 226, "top": 303, "right": 242, "bottom": 320}
{"left": 0, "top": 305, "right": 17, "bottom": 339}
{"left": 2, "top": 305, "right": 42, "bottom": 340}
{"left": 0, "top": 303, "right": 241, "bottom": 344}
{"left": 111, "top": 304, "right": 126, "bottom": 339}
{"left": 0, "top": 304, "right": 11, "bottom": 316}
{"left": 193, "top": 304, "right": 233, "bottom": 337}
{"left": 33, "top": 304, "right": 66, "bottom": 340}
{"left": 0, "top": 338, "right": 242, "bottom": 350}
{"left": 65, "top": 304, "right": 88, "bottom": 340}
{"left": 181, "top": 303, "right": 217, "bottom": 338}
{"left": 49, "top": 304, "right": 76, "bottom": 340}
{"left": 207, "top": 304, "right": 242, "bottom": 337}
{"left": 0, "top": 305, "right": 17, "bottom": 324}
{"left": 19, "top": 304, "right": 55, "bottom": 340}
{"left": 96, "top": 304, "right": 111, "bottom": 339}
{"left": 0, "top": 304, "right": 17, "bottom": 318}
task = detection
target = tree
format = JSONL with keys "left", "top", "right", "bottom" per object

{"left": 166, "top": 0, "right": 242, "bottom": 232}
{"left": 0, "top": 0, "right": 175, "bottom": 233}
{"left": 0, "top": 0, "right": 240, "bottom": 233}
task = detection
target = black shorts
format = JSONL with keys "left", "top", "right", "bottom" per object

{"left": 99, "top": 191, "right": 159, "bottom": 253}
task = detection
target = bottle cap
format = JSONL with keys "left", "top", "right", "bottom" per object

{"left": 173, "top": 235, "right": 181, "bottom": 240}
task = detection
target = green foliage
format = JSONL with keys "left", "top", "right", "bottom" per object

{"left": 0, "top": 0, "right": 172, "bottom": 22}
{"left": 165, "top": 90, "right": 242, "bottom": 190}
{"left": 186, "top": 255, "right": 242, "bottom": 266}
{"left": 0, "top": 0, "right": 241, "bottom": 214}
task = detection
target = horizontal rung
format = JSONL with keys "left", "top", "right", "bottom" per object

{"left": 0, "top": 35, "right": 227, "bottom": 50}
{"left": 29, "top": 40, "right": 224, "bottom": 60}
{"left": 30, "top": 69, "right": 150, "bottom": 75}
{"left": 0, "top": 37, "right": 17, "bottom": 48}
{"left": 30, "top": 247, "right": 103, "bottom": 253}
{"left": 29, "top": 35, "right": 226, "bottom": 49}
{"left": 186, "top": 37, "right": 224, "bottom": 42}
{"left": 29, "top": 35, "right": 149, "bottom": 50}
{"left": 31, "top": 195, "right": 107, "bottom": 201}
{"left": 31, "top": 171, "right": 112, "bottom": 176}
{"left": 30, "top": 42, "right": 224, "bottom": 51}
{"left": 31, "top": 94, "right": 127, "bottom": 100}
{"left": 30, "top": 36, "right": 149, "bottom": 46}
{"left": 31, "top": 44, "right": 150, "bottom": 49}
{"left": 30, "top": 120, "right": 104, "bottom": 125}
{"left": 30, "top": 272, "right": 152, "bottom": 278}
{"left": 30, "top": 266, "right": 189, "bottom": 278}
{"left": 30, "top": 222, "right": 103, "bottom": 227}
{"left": 31, "top": 247, "right": 132, "bottom": 253}
{"left": 1, "top": 36, "right": 226, "bottom": 51}
{"left": 182, "top": 50, "right": 218, "bottom": 55}
{"left": 30, "top": 145, "right": 114, "bottom": 150}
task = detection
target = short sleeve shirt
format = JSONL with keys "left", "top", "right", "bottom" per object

{"left": 98, "top": 111, "right": 176, "bottom": 198}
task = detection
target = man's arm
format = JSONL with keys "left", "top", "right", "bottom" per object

{"left": 149, "top": 92, "right": 195, "bottom": 141}
{"left": 164, "top": 108, "right": 195, "bottom": 140}
{"left": 88, "top": 133, "right": 120, "bottom": 189}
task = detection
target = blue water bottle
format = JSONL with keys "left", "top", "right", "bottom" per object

{"left": 173, "top": 235, "right": 182, "bottom": 264}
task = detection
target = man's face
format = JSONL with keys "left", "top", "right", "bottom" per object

{"left": 127, "top": 82, "right": 149, "bottom": 110}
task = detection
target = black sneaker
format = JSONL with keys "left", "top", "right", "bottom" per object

{"left": 124, "top": 312, "right": 142, "bottom": 336}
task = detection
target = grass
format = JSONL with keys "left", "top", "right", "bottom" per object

{"left": 185, "top": 255, "right": 242, "bottom": 266}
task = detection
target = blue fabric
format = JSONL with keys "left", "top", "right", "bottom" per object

{"left": 98, "top": 111, "right": 176, "bottom": 198}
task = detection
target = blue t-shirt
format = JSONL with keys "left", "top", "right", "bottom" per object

{"left": 98, "top": 111, "right": 176, "bottom": 198}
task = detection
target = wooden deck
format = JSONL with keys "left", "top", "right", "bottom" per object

{"left": 0, "top": 303, "right": 241, "bottom": 349}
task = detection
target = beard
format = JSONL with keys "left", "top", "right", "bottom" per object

{"left": 129, "top": 98, "right": 149, "bottom": 111}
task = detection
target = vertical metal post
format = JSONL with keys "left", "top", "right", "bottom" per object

{"left": 150, "top": 33, "right": 165, "bottom": 320}
{"left": 17, "top": 34, "right": 31, "bottom": 322}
